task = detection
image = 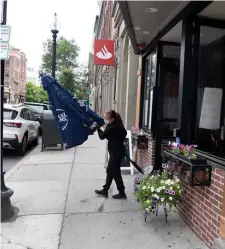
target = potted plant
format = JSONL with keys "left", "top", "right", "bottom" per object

{"left": 134, "top": 169, "right": 183, "bottom": 222}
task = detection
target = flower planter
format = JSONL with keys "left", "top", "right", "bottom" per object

{"left": 132, "top": 134, "right": 148, "bottom": 150}
{"left": 178, "top": 154, "right": 206, "bottom": 165}
{"left": 164, "top": 150, "right": 212, "bottom": 186}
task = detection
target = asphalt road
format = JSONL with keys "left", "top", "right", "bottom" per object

{"left": 3, "top": 139, "right": 40, "bottom": 173}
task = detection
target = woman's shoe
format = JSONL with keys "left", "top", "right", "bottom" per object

{"left": 95, "top": 189, "right": 108, "bottom": 197}
{"left": 112, "top": 193, "right": 127, "bottom": 199}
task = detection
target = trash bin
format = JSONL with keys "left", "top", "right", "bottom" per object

{"left": 41, "top": 110, "right": 63, "bottom": 151}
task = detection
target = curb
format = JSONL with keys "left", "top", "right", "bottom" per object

{"left": 5, "top": 145, "right": 41, "bottom": 181}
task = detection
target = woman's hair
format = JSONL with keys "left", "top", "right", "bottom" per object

{"left": 106, "top": 110, "right": 123, "bottom": 124}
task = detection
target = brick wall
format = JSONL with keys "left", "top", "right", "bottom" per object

{"left": 134, "top": 135, "right": 172, "bottom": 167}
{"left": 178, "top": 166, "right": 225, "bottom": 248}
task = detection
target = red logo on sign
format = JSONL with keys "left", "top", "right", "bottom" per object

{"left": 94, "top": 40, "right": 115, "bottom": 66}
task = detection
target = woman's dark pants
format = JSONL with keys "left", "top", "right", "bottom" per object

{"left": 103, "top": 154, "right": 125, "bottom": 194}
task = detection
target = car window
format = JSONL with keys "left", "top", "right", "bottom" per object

{"left": 27, "top": 109, "right": 35, "bottom": 121}
{"left": 20, "top": 109, "right": 30, "bottom": 120}
{"left": 3, "top": 109, "right": 18, "bottom": 120}
{"left": 25, "top": 105, "right": 44, "bottom": 114}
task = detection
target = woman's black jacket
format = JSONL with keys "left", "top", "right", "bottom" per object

{"left": 97, "top": 121, "right": 127, "bottom": 155}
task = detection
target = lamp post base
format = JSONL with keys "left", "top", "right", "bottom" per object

{"left": 1, "top": 172, "right": 14, "bottom": 221}
{"left": 1, "top": 187, "right": 14, "bottom": 221}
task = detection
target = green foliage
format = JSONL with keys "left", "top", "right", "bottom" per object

{"left": 41, "top": 36, "right": 90, "bottom": 100}
{"left": 25, "top": 82, "right": 48, "bottom": 103}
{"left": 41, "top": 36, "right": 79, "bottom": 74}
{"left": 59, "top": 68, "right": 76, "bottom": 94}
{"left": 135, "top": 170, "right": 183, "bottom": 213}
{"left": 58, "top": 66, "right": 89, "bottom": 100}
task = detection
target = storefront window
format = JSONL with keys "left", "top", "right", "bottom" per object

{"left": 162, "top": 45, "right": 180, "bottom": 137}
{"left": 143, "top": 53, "right": 156, "bottom": 130}
{"left": 196, "top": 26, "right": 225, "bottom": 158}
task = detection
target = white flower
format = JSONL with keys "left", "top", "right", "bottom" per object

{"left": 169, "top": 197, "right": 173, "bottom": 201}
{"left": 161, "top": 180, "right": 165, "bottom": 184}
{"left": 146, "top": 208, "right": 150, "bottom": 212}
{"left": 142, "top": 186, "right": 146, "bottom": 190}
{"left": 170, "top": 180, "right": 175, "bottom": 185}
{"left": 153, "top": 194, "right": 159, "bottom": 199}
{"left": 156, "top": 188, "right": 161, "bottom": 193}
{"left": 161, "top": 198, "right": 165, "bottom": 202}
{"left": 165, "top": 180, "right": 170, "bottom": 185}
{"left": 177, "top": 185, "right": 180, "bottom": 189}
{"left": 175, "top": 178, "right": 180, "bottom": 183}
{"left": 169, "top": 187, "right": 173, "bottom": 190}
{"left": 162, "top": 186, "right": 166, "bottom": 190}
{"left": 151, "top": 187, "right": 155, "bottom": 192}
{"left": 147, "top": 200, "right": 151, "bottom": 204}
{"left": 147, "top": 186, "right": 151, "bottom": 189}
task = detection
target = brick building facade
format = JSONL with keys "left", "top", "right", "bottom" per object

{"left": 4, "top": 47, "right": 27, "bottom": 104}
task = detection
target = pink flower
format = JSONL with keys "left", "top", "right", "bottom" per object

{"left": 188, "top": 145, "right": 197, "bottom": 151}
{"left": 179, "top": 144, "right": 185, "bottom": 151}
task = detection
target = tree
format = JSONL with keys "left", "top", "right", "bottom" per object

{"left": 41, "top": 36, "right": 79, "bottom": 74}
{"left": 59, "top": 68, "right": 76, "bottom": 94}
{"left": 25, "top": 82, "right": 48, "bottom": 103}
{"left": 58, "top": 67, "right": 89, "bottom": 100}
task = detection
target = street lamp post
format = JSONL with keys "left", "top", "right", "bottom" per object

{"left": 1, "top": 0, "right": 14, "bottom": 221}
{"left": 51, "top": 13, "right": 59, "bottom": 78}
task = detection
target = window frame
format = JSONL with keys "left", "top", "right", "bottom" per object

{"left": 142, "top": 52, "right": 157, "bottom": 135}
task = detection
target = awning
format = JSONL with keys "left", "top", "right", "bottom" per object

{"left": 118, "top": 1, "right": 213, "bottom": 54}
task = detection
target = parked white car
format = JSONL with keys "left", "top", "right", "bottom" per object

{"left": 3, "top": 104, "right": 40, "bottom": 156}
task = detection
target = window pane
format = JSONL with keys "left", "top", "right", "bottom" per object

{"left": 3, "top": 109, "right": 18, "bottom": 120}
{"left": 162, "top": 51, "right": 180, "bottom": 137}
{"left": 143, "top": 58, "right": 150, "bottom": 126}
{"left": 196, "top": 26, "right": 225, "bottom": 158}
{"left": 150, "top": 54, "right": 156, "bottom": 87}
{"left": 143, "top": 53, "right": 156, "bottom": 128}
{"left": 148, "top": 90, "right": 153, "bottom": 129}
{"left": 25, "top": 104, "right": 44, "bottom": 114}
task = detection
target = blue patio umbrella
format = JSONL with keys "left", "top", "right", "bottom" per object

{"left": 40, "top": 74, "right": 105, "bottom": 149}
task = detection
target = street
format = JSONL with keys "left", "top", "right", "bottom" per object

{"left": 3, "top": 139, "right": 40, "bottom": 172}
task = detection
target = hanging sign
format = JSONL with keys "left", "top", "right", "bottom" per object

{"left": 199, "top": 87, "right": 223, "bottom": 130}
{"left": 94, "top": 40, "right": 115, "bottom": 65}
{"left": 0, "top": 25, "right": 11, "bottom": 42}
{"left": 0, "top": 42, "right": 9, "bottom": 60}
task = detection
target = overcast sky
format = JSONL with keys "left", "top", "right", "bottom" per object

{"left": 7, "top": 0, "right": 99, "bottom": 71}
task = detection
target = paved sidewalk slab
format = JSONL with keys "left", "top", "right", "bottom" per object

{"left": 8, "top": 163, "right": 72, "bottom": 182}
{"left": 23, "top": 153, "right": 74, "bottom": 164}
{"left": 6, "top": 181, "right": 68, "bottom": 215}
{"left": 1, "top": 214, "right": 62, "bottom": 249}
{"left": 60, "top": 211, "right": 207, "bottom": 249}
{"left": 71, "top": 163, "right": 106, "bottom": 180}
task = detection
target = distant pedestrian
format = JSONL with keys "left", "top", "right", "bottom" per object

{"left": 95, "top": 110, "right": 127, "bottom": 199}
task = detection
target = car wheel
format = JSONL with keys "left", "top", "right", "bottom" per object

{"left": 34, "top": 130, "right": 39, "bottom": 146}
{"left": 18, "top": 135, "right": 28, "bottom": 156}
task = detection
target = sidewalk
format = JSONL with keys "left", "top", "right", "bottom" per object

{"left": 1, "top": 134, "right": 207, "bottom": 249}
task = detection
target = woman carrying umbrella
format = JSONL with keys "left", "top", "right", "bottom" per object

{"left": 95, "top": 110, "right": 127, "bottom": 199}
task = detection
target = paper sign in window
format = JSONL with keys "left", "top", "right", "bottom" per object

{"left": 199, "top": 87, "right": 223, "bottom": 130}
